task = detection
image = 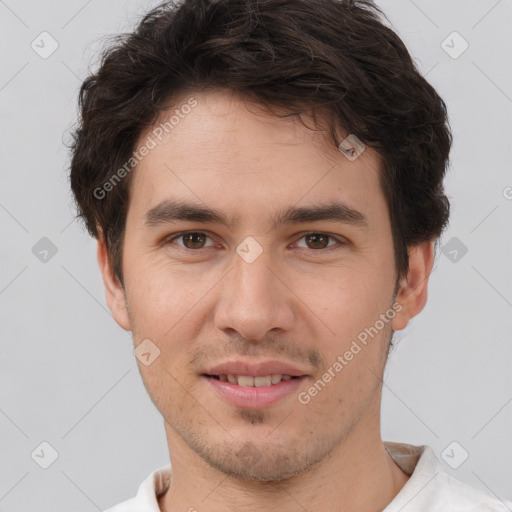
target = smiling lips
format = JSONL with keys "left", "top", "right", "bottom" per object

{"left": 212, "top": 374, "right": 294, "bottom": 386}
{"left": 203, "top": 359, "right": 309, "bottom": 408}
{"left": 204, "top": 359, "right": 308, "bottom": 379}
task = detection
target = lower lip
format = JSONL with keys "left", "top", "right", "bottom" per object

{"left": 203, "top": 376, "right": 306, "bottom": 409}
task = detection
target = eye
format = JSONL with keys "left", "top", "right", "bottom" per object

{"left": 164, "top": 231, "right": 346, "bottom": 252}
{"left": 167, "top": 231, "right": 216, "bottom": 250}
{"left": 293, "top": 232, "right": 345, "bottom": 251}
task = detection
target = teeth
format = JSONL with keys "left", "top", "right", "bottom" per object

{"left": 217, "top": 374, "right": 295, "bottom": 386}
{"left": 271, "top": 374, "right": 282, "bottom": 384}
{"left": 254, "top": 376, "right": 272, "bottom": 387}
{"left": 237, "top": 375, "right": 255, "bottom": 387}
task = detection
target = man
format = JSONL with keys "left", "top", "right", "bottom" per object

{"left": 68, "top": 0, "right": 511, "bottom": 510}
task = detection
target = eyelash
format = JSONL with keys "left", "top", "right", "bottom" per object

{"left": 165, "top": 231, "right": 346, "bottom": 254}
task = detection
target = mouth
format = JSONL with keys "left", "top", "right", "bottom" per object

{"left": 204, "top": 374, "right": 301, "bottom": 387}
{"left": 202, "top": 373, "right": 307, "bottom": 409}
{"left": 201, "top": 359, "right": 310, "bottom": 409}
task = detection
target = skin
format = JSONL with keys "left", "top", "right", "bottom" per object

{"left": 97, "top": 89, "right": 435, "bottom": 511}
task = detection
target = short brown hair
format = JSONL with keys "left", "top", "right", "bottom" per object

{"left": 68, "top": 0, "right": 452, "bottom": 286}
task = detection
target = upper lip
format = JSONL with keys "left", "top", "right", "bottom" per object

{"left": 204, "top": 359, "right": 309, "bottom": 378}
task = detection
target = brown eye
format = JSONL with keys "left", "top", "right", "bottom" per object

{"left": 294, "top": 232, "right": 343, "bottom": 251}
{"left": 169, "top": 232, "right": 215, "bottom": 250}
{"left": 304, "top": 233, "right": 330, "bottom": 250}
{"left": 181, "top": 232, "right": 207, "bottom": 249}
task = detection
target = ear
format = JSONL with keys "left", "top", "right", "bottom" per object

{"left": 96, "top": 233, "right": 131, "bottom": 331}
{"left": 392, "top": 240, "right": 435, "bottom": 331}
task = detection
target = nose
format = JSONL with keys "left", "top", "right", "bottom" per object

{"left": 213, "top": 244, "right": 296, "bottom": 342}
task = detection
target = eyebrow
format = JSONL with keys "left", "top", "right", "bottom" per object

{"left": 144, "top": 199, "right": 369, "bottom": 230}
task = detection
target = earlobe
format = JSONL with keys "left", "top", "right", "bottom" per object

{"left": 96, "top": 235, "right": 132, "bottom": 331}
{"left": 391, "top": 241, "right": 435, "bottom": 331}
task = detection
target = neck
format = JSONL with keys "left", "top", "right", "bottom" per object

{"left": 158, "top": 416, "right": 410, "bottom": 512}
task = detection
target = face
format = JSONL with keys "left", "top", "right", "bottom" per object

{"left": 99, "top": 89, "right": 432, "bottom": 481}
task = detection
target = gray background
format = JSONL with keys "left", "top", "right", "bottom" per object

{"left": 0, "top": 0, "right": 511, "bottom": 510}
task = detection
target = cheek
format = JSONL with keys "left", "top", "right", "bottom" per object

{"left": 125, "top": 262, "right": 213, "bottom": 380}
{"left": 124, "top": 255, "right": 196, "bottom": 327}
{"left": 299, "top": 266, "right": 390, "bottom": 340}
{"left": 300, "top": 269, "right": 393, "bottom": 401}
{"left": 298, "top": 349, "right": 384, "bottom": 426}
{"left": 136, "top": 357, "right": 192, "bottom": 423}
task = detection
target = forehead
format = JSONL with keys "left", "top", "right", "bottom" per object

{"left": 128, "top": 90, "right": 386, "bottom": 225}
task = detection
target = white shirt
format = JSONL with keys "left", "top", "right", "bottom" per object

{"left": 104, "top": 442, "right": 512, "bottom": 511}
